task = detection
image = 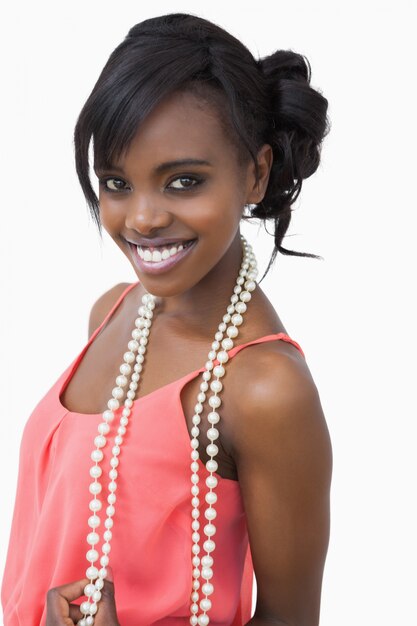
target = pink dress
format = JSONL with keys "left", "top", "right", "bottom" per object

{"left": 1, "top": 281, "right": 305, "bottom": 625}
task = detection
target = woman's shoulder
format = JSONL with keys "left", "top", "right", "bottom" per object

{"left": 88, "top": 282, "right": 134, "bottom": 339}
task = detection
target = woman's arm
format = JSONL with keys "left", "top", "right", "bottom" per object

{"left": 230, "top": 348, "right": 333, "bottom": 626}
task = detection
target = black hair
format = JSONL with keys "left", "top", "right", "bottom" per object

{"left": 74, "top": 12, "right": 331, "bottom": 282}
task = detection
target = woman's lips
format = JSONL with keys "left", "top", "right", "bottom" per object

{"left": 129, "top": 239, "right": 198, "bottom": 275}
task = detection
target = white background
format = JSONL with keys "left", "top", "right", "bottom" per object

{"left": 1, "top": 1, "right": 416, "bottom": 624}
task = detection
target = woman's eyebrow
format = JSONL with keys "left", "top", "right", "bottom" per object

{"left": 154, "top": 158, "right": 213, "bottom": 173}
{"left": 94, "top": 158, "right": 213, "bottom": 176}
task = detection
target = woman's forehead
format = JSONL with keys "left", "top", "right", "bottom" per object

{"left": 95, "top": 90, "right": 238, "bottom": 171}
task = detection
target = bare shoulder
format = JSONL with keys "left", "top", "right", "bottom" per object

{"left": 229, "top": 342, "right": 333, "bottom": 622}
{"left": 231, "top": 341, "right": 332, "bottom": 471}
{"left": 88, "top": 282, "right": 133, "bottom": 339}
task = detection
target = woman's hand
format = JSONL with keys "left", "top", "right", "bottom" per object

{"left": 46, "top": 567, "right": 120, "bottom": 626}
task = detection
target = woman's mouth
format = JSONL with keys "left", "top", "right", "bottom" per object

{"left": 129, "top": 239, "right": 198, "bottom": 275}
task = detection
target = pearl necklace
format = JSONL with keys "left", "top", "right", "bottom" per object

{"left": 76, "top": 234, "right": 258, "bottom": 626}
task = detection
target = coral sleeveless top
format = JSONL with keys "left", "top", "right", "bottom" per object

{"left": 1, "top": 281, "right": 305, "bottom": 626}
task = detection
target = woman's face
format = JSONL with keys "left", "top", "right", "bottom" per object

{"left": 94, "top": 89, "right": 272, "bottom": 299}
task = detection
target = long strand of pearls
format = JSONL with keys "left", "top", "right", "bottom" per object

{"left": 76, "top": 235, "right": 258, "bottom": 626}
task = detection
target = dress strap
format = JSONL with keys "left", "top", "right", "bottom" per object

{"left": 89, "top": 281, "right": 140, "bottom": 344}
{"left": 226, "top": 332, "right": 305, "bottom": 360}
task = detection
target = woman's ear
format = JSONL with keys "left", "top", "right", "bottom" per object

{"left": 245, "top": 143, "right": 273, "bottom": 205}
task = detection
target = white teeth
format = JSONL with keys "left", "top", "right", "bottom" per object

{"left": 136, "top": 241, "right": 190, "bottom": 263}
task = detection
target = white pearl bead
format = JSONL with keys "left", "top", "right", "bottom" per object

{"left": 119, "top": 363, "right": 131, "bottom": 375}
{"left": 123, "top": 351, "right": 136, "bottom": 363}
{"left": 203, "top": 539, "right": 215, "bottom": 552}
{"left": 100, "top": 555, "right": 109, "bottom": 566}
{"left": 205, "top": 491, "right": 217, "bottom": 504}
{"left": 221, "top": 337, "right": 233, "bottom": 350}
{"left": 107, "top": 398, "right": 119, "bottom": 411}
{"left": 231, "top": 313, "right": 243, "bottom": 326}
{"left": 102, "top": 542, "right": 111, "bottom": 554}
{"left": 207, "top": 412, "right": 219, "bottom": 424}
{"left": 203, "top": 524, "right": 216, "bottom": 537}
{"left": 205, "top": 459, "right": 218, "bottom": 473}
{"left": 202, "top": 566, "right": 213, "bottom": 578}
{"left": 128, "top": 339, "right": 139, "bottom": 351}
{"left": 86, "top": 549, "right": 99, "bottom": 562}
{"left": 88, "top": 515, "right": 100, "bottom": 528}
{"left": 102, "top": 409, "right": 114, "bottom": 422}
{"left": 204, "top": 508, "right": 217, "bottom": 521}
{"left": 106, "top": 505, "right": 115, "bottom": 516}
{"left": 84, "top": 583, "right": 96, "bottom": 596}
{"left": 207, "top": 427, "right": 219, "bottom": 440}
{"left": 80, "top": 601, "right": 91, "bottom": 614}
{"left": 109, "top": 468, "right": 118, "bottom": 479}
{"left": 89, "top": 482, "right": 102, "bottom": 495}
{"left": 95, "top": 577, "right": 104, "bottom": 590}
{"left": 91, "top": 449, "right": 103, "bottom": 462}
{"left": 92, "top": 590, "right": 102, "bottom": 602}
{"left": 201, "top": 555, "right": 213, "bottom": 567}
{"left": 90, "top": 465, "right": 102, "bottom": 478}
{"left": 200, "top": 598, "right": 212, "bottom": 611}
{"left": 206, "top": 475, "right": 218, "bottom": 488}
{"left": 202, "top": 582, "right": 214, "bottom": 595}
{"left": 209, "top": 380, "right": 222, "bottom": 393}
{"left": 116, "top": 375, "right": 128, "bottom": 387}
{"left": 89, "top": 602, "right": 98, "bottom": 615}
{"left": 216, "top": 350, "right": 229, "bottom": 363}
{"left": 103, "top": 529, "right": 112, "bottom": 541}
{"left": 89, "top": 499, "right": 102, "bottom": 512}
{"left": 104, "top": 518, "right": 113, "bottom": 529}
{"left": 112, "top": 445, "right": 120, "bottom": 456}
{"left": 240, "top": 290, "right": 252, "bottom": 302}
{"left": 87, "top": 532, "right": 99, "bottom": 545}
{"left": 206, "top": 443, "right": 218, "bottom": 455}
{"left": 112, "top": 386, "right": 124, "bottom": 399}
{"left": 94, "top": 435, "right": 106, "bottom": 448}
{"left": 208, "top": 395, "right": 221, "bottom": 409}
{"left": 97, "top": 423, "right": 109, "bottom": 437}
{"left": 86, "top": 566, "right": 99, "bottom": 579}
{"left": 226, "top": 325, "right": 238, "bottom": 338}
{"left": 197, "top": 613, "right": 209, "bottom": 625}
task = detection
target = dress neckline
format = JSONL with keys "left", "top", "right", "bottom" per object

{"left": 57, "top": 332, "right": 293, "bottom": 416}
{"left": 56, "top": 280, "right": 304, "bottom": 416}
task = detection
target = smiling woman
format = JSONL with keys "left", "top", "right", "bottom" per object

{"left": 1, "top": 11, "right": 332, "bottom": 626}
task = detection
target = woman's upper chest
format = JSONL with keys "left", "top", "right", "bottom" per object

{"left": 59, "top": 284, "right": 285, "bottom": 481}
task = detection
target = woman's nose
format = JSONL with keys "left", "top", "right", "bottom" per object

{"left": 124, "top": 197, "right": 172, "bottom": 232}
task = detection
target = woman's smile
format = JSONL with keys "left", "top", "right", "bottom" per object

{"left": 128, "top": 238, "right": 198, "bottom": 275}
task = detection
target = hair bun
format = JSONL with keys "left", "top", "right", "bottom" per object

{"left": 259, "top": 49, "right": 310, "bottom": 82}
{"left": 257, "top": 49, "right": 330, "bottom": 179}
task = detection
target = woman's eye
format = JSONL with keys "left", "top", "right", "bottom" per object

{"left": 100, "top": 178, "right": 129, "bottom": 192}
{"left": 168, "top": 176, "right": 202, "bottom": 190}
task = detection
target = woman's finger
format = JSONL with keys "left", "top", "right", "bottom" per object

{"left": 46, "top": 578, "right": 90, "bottom": 626}
{"left": 68, "top": 602, "right": 84, "bottom": 623}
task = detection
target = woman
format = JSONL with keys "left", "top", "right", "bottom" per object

{"left": 1, "top": 12, "right": 332, "bottom": 626}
